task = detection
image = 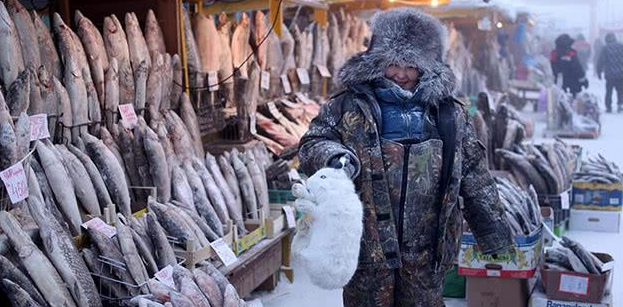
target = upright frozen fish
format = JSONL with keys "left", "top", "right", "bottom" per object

{"left": 193, "top": 13, "right": 220, "bottom": 74}
{"left": 125, "top": 12, "right": 152, "bottom": 70}
{"left": 68, "top": 143, "right": 113, "bottom": 209}
{"left": 32, "top": 11, "right": 62, "bottom": 80}
{"left": 144, "top": 125, "right": 171, "bottom": 202}
{"left": 0, "top": 2, "right": 25, "bottom": 88}
{"left": 231, "top": 12, "right": 251, "bottom": 79}
{"left": 182, "top": 8, "right": 202, "bottom": 90}
{"left": 145, "top": 9, "right": 166, "bottom": 61}
{"left": 6, "top": 0, "right": 40, "bottom": 70}
{"left": 104, "top": 15, "right": 134, "bottom": 105}
{"left": 6, "top": 70, "right": 30, "bottom": 116}
{"left": 57, "top": 144, "right": 102, "bottom": 216}
{"left": 179, "top": 92, "right": 204, "bottom": 157}
{"left": 28, "top": 68, "right": 44, "bottom": 115}
{"left": 75, "top": 10, "right": 107, "bottom": 104}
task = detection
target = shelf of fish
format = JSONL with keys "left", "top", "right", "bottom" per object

{"left": 541, "top": 237, "right": 614, "bottom": 304}
{"left": 458, "top": 177, "right": 543, "bottom": 279}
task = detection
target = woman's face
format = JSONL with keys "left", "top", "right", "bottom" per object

{"left": 384, "top": 64, "right": 420, "bottom": 90}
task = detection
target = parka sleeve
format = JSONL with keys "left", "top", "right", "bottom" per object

{"left": 298, "top": 96, "right": 361, "bottom": 178}
{"left": 459, "top": 112, "right": 515, "bottom": 255}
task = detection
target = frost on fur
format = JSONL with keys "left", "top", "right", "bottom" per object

{"left": 291, "top": 168, "right": 364, "bottom": 290}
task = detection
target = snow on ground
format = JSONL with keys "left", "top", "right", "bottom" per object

{"left": 256, "top": 73, "right": 622, "bottom": 307}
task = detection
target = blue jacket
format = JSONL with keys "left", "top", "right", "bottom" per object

{"left": 374, "top": 79, "right": 428, "bottom": 141}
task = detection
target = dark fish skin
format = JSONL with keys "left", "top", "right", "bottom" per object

{"left": 183, "top": 161, "right": 224, "bottom": 237}
{"left": 199, "top": 262, "right": 229, "bottom": 294}
{"left": 193, "top": 268, "right": 223, "bottom": 307}
{"left": 150, "top": 200, "right": 203, "bottom": 248}
{"left": 146, "top": 211, "right": 178, "bottom": 269}
{"left": 86, "top": 227, "right": 138, "bottom": 295}
{"left": 496, "top": 149, "right": 548, "bottom": 194}
{"left": 67, "top": 143, "right": 113, "bottom": 209}
{"left": 561, "top": 237, "right": 600, "bottom": 274}
{"left": 6, "top": 70, "right": 30, "bottom": 116}
{"left": 1, "top": 278, "right": 43, "bottom": 307}
{"left": 81, "top": 248, "right": 127, "bottom": 299}
{"left": 0, "top": 256, "right": 46, "bottom": 306}
{"left": 130, "top": 227, "right": 159, "bottom": 276}
{"left": 144, "top": 125, "right": 171, "bottom": 203}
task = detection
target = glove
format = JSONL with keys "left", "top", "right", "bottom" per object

{"left": 327, "top": 154, "right": 357, "bottom": 179}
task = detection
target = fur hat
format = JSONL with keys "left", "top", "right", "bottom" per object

{"left": 337, "top": 8, "right": 455, "bottom": 103}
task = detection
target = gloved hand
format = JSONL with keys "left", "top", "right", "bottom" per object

{"left": 327, "top": 154, "right": 357, "bottom": 179}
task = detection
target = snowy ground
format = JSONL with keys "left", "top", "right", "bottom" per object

{"left": 255, "top": 73, "right": 622, "bottom": 307}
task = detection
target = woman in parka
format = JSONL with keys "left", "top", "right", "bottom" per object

{"left": 298, "top": 9, "right": 514, "bottom": 307}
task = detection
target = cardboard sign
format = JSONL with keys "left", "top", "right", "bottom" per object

{"left": 559, "top": 274, "right": 589, "bottom": 296}
{"left": 154, "top": 265, "right": 175, "bottom": 288}
{"left": 316, "top": 65, "right": 332, "bottom": 78}
{"left": 296, "top": 68, "right": 310, "bottom": 85}
{"left": 82, "top": 217, "right": 117, "bottom": 238}
{"left": 283, "top": 206, "right": 296, "bottom": 229}
{"left": 118, "top": 104, "right": 138, "bottom": 129}
{"left": 208, "top": 71, "right": 219, "bottom": 92}
{"left": 0, "top": 162, "right": 28, "bottom": 204}
{"left": 281, "top": 74, "right": 292, "bottom": 94}
{"left": 29, "top": 114, "right": 49, "bottom": 140}
{"left": 210, "top": 238, "right": 238, "bottom": 267}
{"left": 250, "top": 114, "right": 257, "bottom": 135}
{"left": 261, "top": 71, "right": 270, "bottom": 90}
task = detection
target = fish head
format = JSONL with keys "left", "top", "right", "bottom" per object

{"left": 103, "top": 16, "right": 118, "bottom": 33}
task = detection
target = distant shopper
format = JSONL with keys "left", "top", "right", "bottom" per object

{"left": 573, "top": 34, "right": 592, "bottom": 71}
{"left": 597, "top": 33, "right": 623, "bottom": 113}
{"left": 299, "top": 8, "right": 514, "bottom": 307}
{"left": 551, "top": 34, "right": 588, "bottom": 97}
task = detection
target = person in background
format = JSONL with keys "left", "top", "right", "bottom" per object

{"left": 573, "top": 34, "right": 592, "bottom": 71}
{"left": 597, "top": 33, "right": 623, "bottom": 113}
{"left": 551, "top": 34, "right": 588, "bottom": 97}
{"left": 298, "top": 8, "right": 514, "bottom": 307}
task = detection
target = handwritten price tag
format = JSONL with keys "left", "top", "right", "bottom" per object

{"left": 29, "top": 114, "right": 50, "bottom": 141}
{"left": 0, "top": 162, "right": 28, "bottom": 204}
{"left": 208, "top": 71, "right": 219, "bottom": 92}
{"left": 261, "top": 71, "right": 270, "bottom": 90}
{"left": 316, "top": 65, "right": 332, "bottom": 78}
{"left": 210, "top": 238, "right": 238, "bottom": 267}
{"left": 283, "top": 206, "right": 296, "bottom": 229}
{"left": 280, "top": 75, "right": 292, "bottom": 94}
{"left": 154, "top": 265, "right": 175, "bottom": 288}
{"left": 296, "top": 68, "right": 310, "bottom": 85}
{"left": 118, "top": 104, "right": 138, "bottom": 129}
{"left": 82, "top": 217, "right": 117, "bottom": 238}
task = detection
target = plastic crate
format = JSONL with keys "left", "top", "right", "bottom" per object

{"left": 268, "top": 189, "right": 296, "bottom": 204}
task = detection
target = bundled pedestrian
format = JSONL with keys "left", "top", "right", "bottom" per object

{"left": 597, "top": 33, "right": 623, "bottom": 113}
{"left": 551, "top": 34, "right": 588, "bottom": 97}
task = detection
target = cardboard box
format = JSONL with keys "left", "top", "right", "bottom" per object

{"left": 458, "top": 227, "right": 543, "bottom": 279}
{"left": 569, "top": 209, "right": 621, "bottom": 233}
{"left": 572, "top": 182, "right": 623, "bottom": 212}
{"left": 467, "top": 276, "right": 531, "bottom": 307}
{"left": 530, "top": 288, "right": 613, "bottom": 307}
{"left": 541, "top": 253, "right": 614, "bottom": 304}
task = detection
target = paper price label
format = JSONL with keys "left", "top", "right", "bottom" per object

{"left": 154, "top": 265, "right": 175, "bottom": 288}
{"left": 560, "top": 192, "right": 570, "bottom": 210}
{"left": 210, "top": 238, "right": 238, "bottom": 267}
{"left": 294, "top": 92, "right": 312, "bottom": 105}
{"left": 250, "top": 114, "right": 257, "bottom": 135}
{"left": 82, "top": 217, "right": 117, "bottom": 238}
{"left": 0, "top": 162, "right": 28, "bottom": 204}
{"left": 267, "top": 101, "right": 279, "bottom": 115}
{"left": 559, "top": 274, "right": 589, "bottom": 295}
{"left": 208, "top": 71, "right": 219, "bottom": 92}
{"left": 29, "top": 114, "right": 50, "bottom": 141}
{"left": 283, "top": 206, "right": 296, "bottom": 229}
{"left": 281, "top": 74, "right": 292, "bottom": 94}
{"left": 296, "top": 68, "right": 310, "bottom": 85}
{"left": 118, "top": 104, "right": 138, "bottom": 129}
{"left": 261, "top": 71, "right": 270, "bottom": 90}
{"left": 316, "top": 65, "right": 332, "bottom": 78}
{"left": 280, "top": 99, "right": 297, "bottom": 108}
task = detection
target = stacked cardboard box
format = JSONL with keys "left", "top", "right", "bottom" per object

{"left": 570, "top": 182, "right": 622, "bottom": 232}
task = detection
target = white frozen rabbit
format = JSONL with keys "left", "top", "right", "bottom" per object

{"left": 291, "top": 166, "right": 363, "bottom": 290}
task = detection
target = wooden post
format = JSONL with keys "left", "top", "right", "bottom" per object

{"left": 313, "top": 9, "right": 328, "bottom": 28}
{"left": 281, "top": 233, "right": 294, "bottom": 282}
{"left": 269, "top": 0, "right": 283, "bottom": 37}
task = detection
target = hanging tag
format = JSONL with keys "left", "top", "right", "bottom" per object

{"left": 29, "top": 114, "right": 50, "bottom": 141}
{"left": 560, "top": 192, "right": 570, "bottom": 210}
{"left": 294, "top": 92, "right": 312, "bottom": 105}
{"left": 267, "top": 101, "right": 279, "bottom": 115}
{"left": 210, "top": 238, "right": 238, "bottom": 267}
{"left": 261, "top": 71, "right": 270, "bottom": 90}
{"left": 283, "top": 206, "right": 296, "bottom": 229}
{"left": 118, "top": 104, "right": 138, "bottom": 129}
{"left": 208, "top": 71, "right": 219, "bottom": 92}
{"left": 316, "top": 65, "right": 332, "bottom": 78}
{"left": 154, "top": 265, "right": 176, "bottom": 288}
{"left": 82, "top": 217, "right": 117, "bottom": 238}
{"left": 250, "top": 114, "right": 257, "bottom": 135}
{"left": 281, "top": 75, "right": 292, "bottom": 94}
{"left": 0, "top": 162, "right": 28, "bottom": 204}
{"left": 280, "top": 99, "right": 298, "bottom": 109}
{"left": 296, "top": 68, "right": 310, "bottom": 85}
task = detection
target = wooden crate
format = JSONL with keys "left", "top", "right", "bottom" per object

{"left": 180, "top": 222, "right": 235, "bottom": 269}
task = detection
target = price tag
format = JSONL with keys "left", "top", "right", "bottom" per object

{"left": 296, "top": 68, "right": 310, "bottom": 85}
{"left": 560, "top": 192, "right": 570, "bottom": 210}
{"left": 82, "top": 217, "right": 117, "bottom": 238}
{"left": 283, "top": 206, "right": 296, "bottom": 229}
{"left": 294, "top": 92, "right": 312, "bottom": 105}
{"left": 559, "top": 274, "right": 589, "bottom": 295}
{"left": 249, "top": 114, "right": 257, "bottom": 135}
{"left": 316, "top": 65, "right": 332, "bottom": 78}
{"left": 0, "top": 162, "right": 28, "bottom": 204}
{"left": 118, "top": 104, "right": 138, "bottom": 129}
{"left": 280, "top": 74, "right": 292, "bottom": 94}
{"left": 154, "top": 265, "right": 175, "bottom": 288}
{"left": 280, "top": 99, "right": 298, "bottom": 109}
{"left": 210, "top": 238, "right": 238, "bottom": 267}
{"left": 208, "top": 71, "right": 219, "bottom": 92}
{"left": 261, "top": 71, "right": 270, "bottom": 90}
{"left": 267, "top": 101, "right": 279, "bottom": 115}
{"left": 29, "top": 114, "right": 49, "bottom": 140}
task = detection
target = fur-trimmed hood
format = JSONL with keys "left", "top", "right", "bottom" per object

{"left": 337, "top": 8, "right": 456, "bottom": 103}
